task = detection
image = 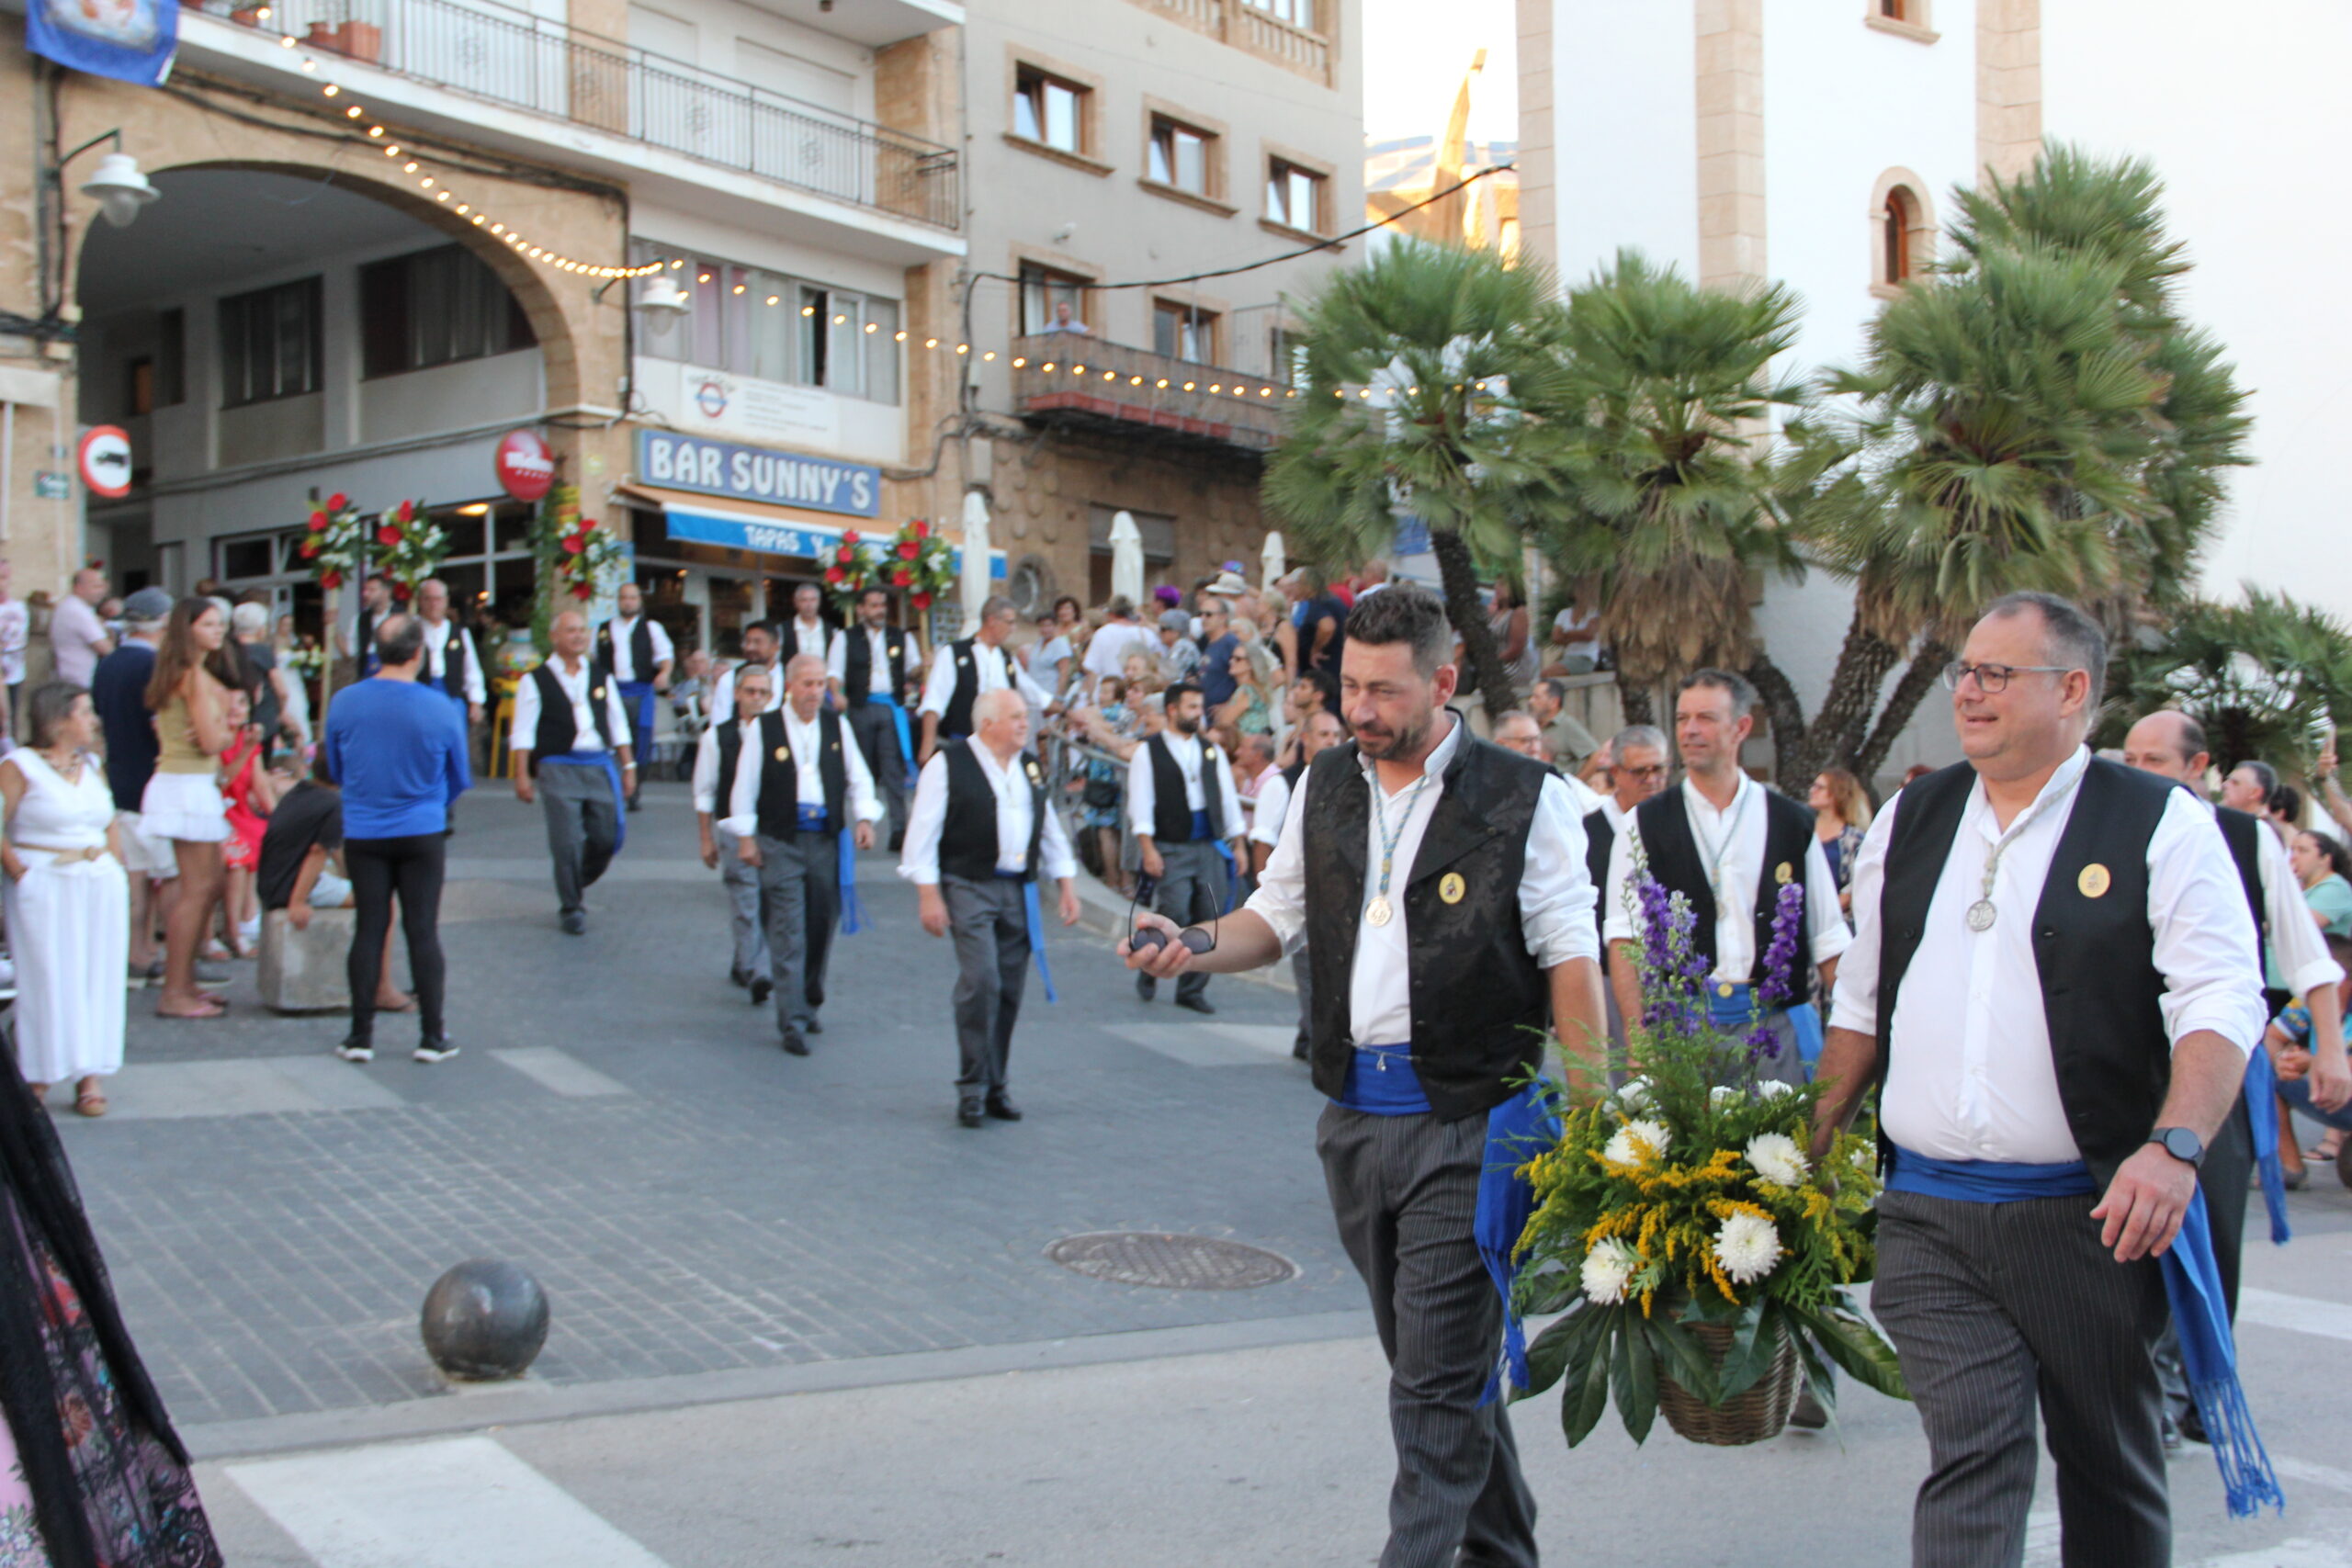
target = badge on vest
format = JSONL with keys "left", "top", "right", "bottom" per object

{"left": 1024, "top": 759, "right": 1044, "bottom": 787}
{"left": 1439, "top": 872, "right": 1465, "bottom": 905}
{"left": 1774, "top": 861, "right": 1793, "bottom": 885}
{"left": 775, "top": 746, "right": 789, "bottom": 761}
{"left": 1717, "top": 981, "right": 1736, "bottom": 998}
{"left": 591, "top": 685, "right": 605, "bottom": 700}
{"left": 2078, "top": 863, "right": 2112, "bottom": 898}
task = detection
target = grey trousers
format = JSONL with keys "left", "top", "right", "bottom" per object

{"left": 1317, "top": 1104, "right": 1537, "bottom": 1568}
{"left": 757, "top": 830, "right": 838, "bottom": 1033}
{"left": 1872, "top": 1189, "right": 2170, "bottom": 1568}
{"left": 1152, "top": 839, "right": 1227, "bottom": 1005}
{"left": 847, "top": 702, "right": 911, "bottom": 847}
{"left": 1292, "top": 948, "right": 1313, "bottom": 1051}
{"left": 944, "top": 874, "right": 1030, "bottom": 1094}
{"left": 714, "top": 826, "right": 769, "bottom": 978}
{"left": 538, "top": 762, "right": 619, "bottom": 916}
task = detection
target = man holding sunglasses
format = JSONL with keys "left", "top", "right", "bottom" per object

{"left": 1121, "top": 584, "right": 1606, "bottom": 1568}
{"left": 900, "top": 688, "right": 1080, "bottom": 1129}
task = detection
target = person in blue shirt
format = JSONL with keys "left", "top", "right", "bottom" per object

{"left": 322, "top": 613, "right": 470, "bottom": 1065}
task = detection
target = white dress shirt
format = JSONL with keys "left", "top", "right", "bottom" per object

{"left": 917, "top": 637, "right": 1052, "bottom": 720}
{"left": 826, "top": 624, "right": 923, "bottom": 699}
{"left": 510, "top": 654, "right": 632, "bottom": 754}
{"left": 785, "top": 616, "right": 838, "bottom": 669}
{"left": 689, "top": 709, "right": 881, "bottom": 836}
{"left": 419, "top": 617, "right": 486, "bottom": 705}
{"left": 709, "top": 660, "right": 786, "bottom": 716}
{"left": 1126, "top": 731, "right": 1242, "bottom": 839}
{"left": 1829, "top": 747, "right": 2267, "bottom": 1165}
{"left": 1246, "top": 766, "right": 1292, "bottom": 850}
{"left": 1602, "top": 773, "right": 1852, "bottom": 981}
{"left": 1244, "top": 717, "right": 1600, "bottom": 1046}
{"left": 899, "top": 740, "right": 1078, "bottom": 883}
{"left": 603, "top": 615, "right": 675, "bottom": 684}
{"left": 1081, "top": 621, "right": 1156, "bottom": 682}
{"left": 2232, "top": 797, "right": 2346, "bottom": 998}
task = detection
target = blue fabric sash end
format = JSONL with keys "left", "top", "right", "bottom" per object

{"left": 1704, "top": 984, "right": 1823, "bottom": 1079}
{"left": 1887, "top": 1145, "right": 2284, "bottom": 1518}
{"left": 1476, "top": 1081, "right": 1564, "bottom": 1405}
{"left": 2245, "top": 1046, "right": 2290, "bottom": 1247}
{"left": 1193, "top": 808, "right": 1239, "bottom": 912}
{"left": 617, "top": 679, "right": 656, "bottom": 738}
{"left": 993, "top": 870, "right": 1057, "bottom": 1002}
{"left": 540, "top": 750, "right": 627, "bottom": 853}
{"left": 837, "top": 829, "right": 866, "bottom": 935}
{"left": 868, "top": 694, "right": 916, "bottom": 771}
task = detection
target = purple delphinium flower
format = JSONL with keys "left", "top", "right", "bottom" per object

{"left": 1633, "top": 874, "right": 1708, "bottom": 1034}
{"left": 1757, "top": 881, "right": 1806, "bottom": 1009}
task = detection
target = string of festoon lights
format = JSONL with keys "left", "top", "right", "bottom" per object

{"left": 257, "top": 28, "right": 1486, "bottom": 403}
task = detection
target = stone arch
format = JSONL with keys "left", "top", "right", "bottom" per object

{"left": 1868, "top": 166, "right": 1937, "bottom": 298}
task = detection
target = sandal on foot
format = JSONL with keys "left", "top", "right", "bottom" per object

{"left": 156, "top": 998, "right": 227, "bottom": 1020}
{"left": 74, "top": 1089, "right": 107, "bottom": 1118}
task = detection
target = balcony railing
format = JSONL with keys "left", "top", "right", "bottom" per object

{"left": 1125, "top": 0, "right": 1331, "bottom": 86}
{"left": 1011, "top": 334, "right": 1299, "bottom": 456}
{"left": 191, "top": 0, "right": 961, "bottom": 231}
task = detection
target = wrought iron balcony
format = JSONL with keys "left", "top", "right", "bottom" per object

{"left": 1011, "top": 334, "right": 1300, "bottom": 456}
{"left": 189, "top": 0, "right": 961, "bottom": 231}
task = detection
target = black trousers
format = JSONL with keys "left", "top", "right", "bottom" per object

{"left": 345, "top": 833, "right": 447, "bottom": 1044}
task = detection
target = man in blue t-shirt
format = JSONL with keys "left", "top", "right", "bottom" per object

{"left": 90, "top": 586, "right": 191, "bottom": 986}
{"left": 322, "top": 613, "right": 471, "bottom": 1066}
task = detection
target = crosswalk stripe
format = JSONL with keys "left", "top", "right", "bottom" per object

{"left": 2237, "top": 1287, "right": 2352, "bottom": 1344}
{"left": 227, "top": 1435, "right": 670, "bottom": 1568}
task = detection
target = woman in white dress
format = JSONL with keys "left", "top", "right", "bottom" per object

{"left": 1, "top": 682, "right": 130, "bottom": 1116}
{"left": 141, "top": 599, "right": 233, "bottom": 1021}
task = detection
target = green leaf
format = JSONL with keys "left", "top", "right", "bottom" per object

{"left": 1713, "top": 1300, "right": 1778, "bottom": 1404}
{"left": 1791, "top": 1302, "right": 1912, "bottom": 1402}
{"left": 1790, "top": 1329, "right": 1841, "bottom": 1441}
{"left": 1516, "top": 1264, "right": 1580, "bottom": 1319}
{"left": 1613, "top": 1317, "right": 1659, "bottom": 1445}
{"left": 1562, "top": 1317, "right": 1616, "bottom": 1448}
{"left": 1645, "top": 1308, "right": 1718, "bottom": 1403}
{"left": 1512, "top": 1305, "right": 1601, "bottom": 1403}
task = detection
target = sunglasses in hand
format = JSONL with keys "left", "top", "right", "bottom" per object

{"left": 1126, "top": 874, "right": 1217, "bottom": 954}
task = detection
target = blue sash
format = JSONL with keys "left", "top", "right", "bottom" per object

{"left": 866, "top": 693, "right": 916, "bottom": 772}
{"left": 2245, "top": 1045, "right": 2290, "bottom": 1247}
{"left": 1193, "top": 809, "right": 1239, "bottom": 913}
{"left": 1335, "top": 1043, "right": 1431, "bottom": 1115}
{"left": 992, "top": 871, "right": 1057, "bottom": 1002}
{"left": 540, "top": 750, "right": 627, "bottom": 852}
{"left": 1705, "top": 983, "right": 1825, "bottom": 1076}
{"left": 617, "top": 679, "right": 656, "bottom": 739}
{"left": 792, "top": 804, "right": 868, "bottom": 935}
{"left": 1888, "top": 1145, "right": 2284, "bottom": 1517}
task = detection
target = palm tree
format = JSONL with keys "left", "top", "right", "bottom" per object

{"left": 2102, "top": 589, "right": 2352, "bottom": 777}
{"left": 1542, "top": 250, "right": 1808, "bottom": 726}
{"left": 1263, "top": 241, "right": 1576, "bottom": 718}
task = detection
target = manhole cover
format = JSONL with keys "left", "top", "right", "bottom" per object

{"left": 1044, "top": 1232, "right": 1299, "bottom": 1291}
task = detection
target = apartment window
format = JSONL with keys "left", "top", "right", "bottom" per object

{"left": 218, "top": 277, "right": 322, "bottom": 408}
{"left": 1148, "top": 117, "right": 1212, "bottom": 196}
{"left": 1265, "top": 159, "right": 1325, "bottom": 232}
{"left": 1872, "top": 177, "right": 1934, "bottom": 293}
{"left": 1883, "top": 188, "right": 1917, "bottom": 284}
{"left": 1240, "top": 0, "right": 1314, "bottom": 26}
{"left": 1270, "top": 325, "right": 1309, "bottom": 389}
{"left": 1153, "top": 300, "right": 1218, "bottom": 365}
{"left": 1013, "top": 65, "right": 1085, "bottom": 154}
{"left": 633, "top": 243, "right": 900, "bottom": 403}
{"left": 359, "top": 244, "right": 537, "bottom": 378}
{"left": 1020, "top": 264, "right": 1091, "bottom": 335}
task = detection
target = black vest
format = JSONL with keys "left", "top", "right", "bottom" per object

{"left": 1876, "top": 758, "right": 2208, "bottom": 1183}
{"left": 940, "top": 638, "right": 986, "bottom": 739}
{"left": 596, "top": 617, "right": 658, "bottom": 683}
{"left": 715, "top": 709, "right": 849, "bottom": 838}
{"left": 1634, "top": 782, "right": 1815, "bottom": 988}
{"left": 843, "top": 624, "right": 911, "bottom": 707}
{"left": 2214, "top": 805, "right": 2273, "bottom": 991}
{"left": 528, "top": 659, "right": 616, "bottom": 770}
{"left": 356, "top": 604, "right": 378, "bottom": 671}
{"left": 1583, "top": 805, "right": 1617, "bottom": 961}
{"left": 1147, "top": 732, "right": 1229, "bottom": 843}
{"left": 428, "top": 620, "right": 467, "bottom": 700}
{"left": 939, "top": 740, "right": 1048, "bottom": 882}
{"left": 1301, "top": 732, "right": 1554, "bottom": 1121}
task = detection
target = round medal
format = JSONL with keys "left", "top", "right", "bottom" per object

{"left": 1965, "top": 898, "right": 1997, "bottom": 933}
{"left": 1365, "top": 896, "right": 1394, "bottom": 928}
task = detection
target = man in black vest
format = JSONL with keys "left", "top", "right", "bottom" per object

{"left": 1126, "top": 681, "right": 1243, "bottom": 1015}
{"left": 710, "top": 622, "right": 784, "bottom": 718}
{"left": 339, "top": 573, "right": 393, "bottom": 677}
{"left": 597, "top": 582, "right": 674, "bottom": 811}
{"left": 2122, "top": 706, "right": 2347, "bottom": 1440}
{"left": 1813, "top": 592, "right": 2267, "bottom": 1566}
{"left": 1603, "top": 671, "right": 1849, "bottom": 1085}
{"left": 899, "top": 688, "right": 1080, "bottom": 1126}
{"left": 510, "top": 609, "right": 636, "bottom": 935}
{"left": 830, "top": 585, "right": 921, "bottom": 851}
{"left": 1122, "top": 585, "right": 1607, "bottom": 1568}
{"left": 705, "top": 653, "right": 880, "bottom": 1053}
{"left": 415, "top": 578, "right": 486, "bottom": 732}
{"left": 915, "top": 595, "right": 1053, "bottom": 764}
{"left": 1583, "top": 724, "right": 1668, "bottom": 1050}
{"left": 693, "top": 661, "right": 779, "bottom": 1002}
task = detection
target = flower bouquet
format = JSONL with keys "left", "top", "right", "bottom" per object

{"left": 368, "top": 498, "right": 448, "bottom": 601}
{"left": 535, "top": 485, "right": 628, "bottom": 603}
{"left": 299, "top": 490, "right": 365, "bottom": 592}
{"left": 1509, "top": 874, "right": 1907, "bottom": 1446}
{"left": 824, "top": 520, "right": 954, "bottom": 615}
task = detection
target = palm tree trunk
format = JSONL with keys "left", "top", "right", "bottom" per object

{"left": 1852, "top": 640, "right": 1951, "bottom": 783}
{"left": 1804, "top": 610, "right": 1905, "bottom": 783}
{"left": 1745, "top": 653, "right": 1807, "bottom": 782}
{"left": 1430, "top": 525, "right": 1516, "bottom": 720}
{"left": 1620, "top": 683, "right": 1655, "bottom": 728}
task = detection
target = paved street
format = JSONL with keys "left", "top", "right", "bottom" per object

{"left": 38, "top": 777, "right": 2352, "bottom": 1565}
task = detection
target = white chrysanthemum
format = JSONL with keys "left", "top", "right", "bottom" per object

{"left": 1604, "top": 1118, "right": 1669, "bottom": 1167}
{"left": 1712, "top": 1211, "right": 1783, "bottom": 1285}
{"left": 1581, "top": 1238, "right": 1639, "bottom": 1305}
{"left": 1710, "top": 1085, "right": 1743, "bottom": 1110}
{"left": 1756, "top": 1078, "right": 1796, "bottom": 1101}
{"left": 1615, "top": 1077, "right": 1653, "bottom": 1114}
{"left": 1745, "top": 1133, "right": 1810, "bottom": 1187}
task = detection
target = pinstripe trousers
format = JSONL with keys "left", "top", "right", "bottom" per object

{"left": 1872, "top": 1190, "right": 2171, "bottom": 1568}
{"left": 1318, "top": 1103, "right": 1538, "bottom": 1568}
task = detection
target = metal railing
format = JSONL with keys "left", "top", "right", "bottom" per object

{"left": 1010, "top": 334, "right": 1300, "bottom": 454}
{"left": 194, "top": 0, "right": 961, "bottom": 230}
{"left": 1128, "top": 0, "right": 1332, "bottom": 86}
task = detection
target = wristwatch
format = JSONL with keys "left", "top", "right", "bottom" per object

{"left": 2148, "top": 1126, "right": 2206, "bottom": 1168}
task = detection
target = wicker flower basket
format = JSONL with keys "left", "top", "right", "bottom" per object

{"left": 1657, "top": 1321, "right": 1802, "bottom": 1445}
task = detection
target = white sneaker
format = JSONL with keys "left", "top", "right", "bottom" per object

{"left": 413, "top": 1042, "right": 461, "bottom": 1064}
{"left": 237, "top": 918, "right": 261, "bottom": 945}
{"left": 336, "top": 1043, "right": 375, "bottom": 1063}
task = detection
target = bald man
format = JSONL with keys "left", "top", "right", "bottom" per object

{"left": 512, "top": 610, "right": 635, "bottom": 934}
{"left": 899, "top": 688, "right": 1080, "bottom": 1127}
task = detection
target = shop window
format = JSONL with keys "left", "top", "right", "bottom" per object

{"left": 218, "top": 277, "right": 322, "bottom": 408}
{"left": 1153, "top": 300, "right": 1218, "bottom": 364}
{"left": 1148, "top": 117, "right": 1213, "bottom": 196}
{"left": 1013, "top": 65, "right": 1087, "bottom": 154}
{"left": 358, "top": 245, "right": 536, "bottom": 378}
{"left": 633, "top": 240, "right": 900, "bottom": 403}
{"left": 1020, "top": 263, "right": 1091, "bottom": 335}
{"left": 1265, "top": 159, "right": 1326, "bottom": 232}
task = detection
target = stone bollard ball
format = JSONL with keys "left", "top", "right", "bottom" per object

{"left": 420, "top": 1258, "right": 550, "bottom": 1381}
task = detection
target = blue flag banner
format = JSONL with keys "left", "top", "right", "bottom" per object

{"left": 28, "top": 0, "right": 176, "bottom": 85}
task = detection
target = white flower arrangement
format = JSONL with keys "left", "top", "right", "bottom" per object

{"left": 1603, "top": 1118, "right": 1669, "bottom": 1168}
{"left": 1710, "top": 1086, "right": 1744, "bottom": 1110}
{"left": 1615, "top": 1077, "right": 1653, "bottom": 1114}
{"left": 1581, "top": 1239, "right": 1640, "bottom": 1305}
{"left": 1744, "top": 1133, "right": 1810, "bottom": 1188}
{"left": 1712, "top": 1211, "right": 1783, "bottom": 1286}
